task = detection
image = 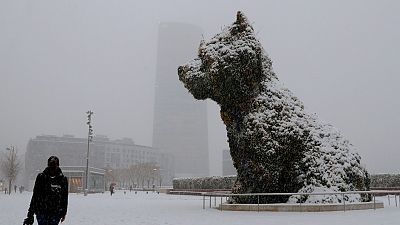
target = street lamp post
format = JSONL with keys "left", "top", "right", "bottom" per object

{"left": 152, "top": 168, "right": 163, "bottom": 188}
{"left": 84, "top": 110, "right": 94, "bottom": 196}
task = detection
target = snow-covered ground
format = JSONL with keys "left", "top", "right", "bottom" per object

{"left": 1, "top": 191, "right": 400, "bottom": 225}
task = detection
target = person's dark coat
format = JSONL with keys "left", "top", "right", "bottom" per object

{"left": 27, "top": 167, "right": 68, "bottom": 217}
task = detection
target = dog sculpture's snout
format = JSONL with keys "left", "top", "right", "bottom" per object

{"left": 178, "top": 66, "right": 187, "bottom": 81}
{"left": 178, "top": 65, "right": 185, "bottom": 76}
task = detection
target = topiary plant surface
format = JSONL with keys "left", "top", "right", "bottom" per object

{"left": 178, "top": 11, "right": 370, "bottom": 204}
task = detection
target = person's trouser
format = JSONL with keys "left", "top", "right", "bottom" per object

{"left": 36, "top": 214, "right": 62, "bottom": 225}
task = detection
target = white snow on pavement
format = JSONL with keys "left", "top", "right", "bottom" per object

{"left": 1, "top": 191, "right": 399, "bottom": 225}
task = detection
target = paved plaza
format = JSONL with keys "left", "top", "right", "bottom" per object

{"left": 1, "top": 191, "right": 400, "bottom": 225}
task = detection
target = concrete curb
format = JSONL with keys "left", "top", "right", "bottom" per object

{"left": 219, "top": 202, "right": 384, "bottom": 212}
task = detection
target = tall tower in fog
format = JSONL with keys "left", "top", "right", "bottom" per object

{"left": 153, "top": 23, "right": 209, "bottom": 178}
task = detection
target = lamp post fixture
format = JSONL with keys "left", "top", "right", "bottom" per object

{"left": 152, "top": 168, "right": 163, "bottom": 188}
{"left": 84, "top": 110, "right": 94, "bottom": 196}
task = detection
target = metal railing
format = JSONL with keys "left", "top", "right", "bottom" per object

{"left": 200, "top": 190, "right": 400, "bottom": 211}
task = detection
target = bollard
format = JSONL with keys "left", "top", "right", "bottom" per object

{"left": 395, "top": 195, "right": 398, "bottom": 207}
{"left": 209, "top": 196, "right": 212, "bottom": 208}
{"left": 220, "top": 196, "right": 223, "bottom": 211}
{"left": 388, "top": 195, "right": 390, "bottom": 206}
{"left": 257, "top": 195, "right": 260, "bottom": 212}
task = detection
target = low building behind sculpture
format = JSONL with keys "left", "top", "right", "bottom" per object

{"left": 24, "top": 134, "right": 174, "bottom": 191}
{"left": 96, "top": 135, "right": 174, "bottom": 186}
{"left": 61, "top": 166, "right": 105, "bottom": 193}
{"left": 24, "top": 134, "right": 105, "bottom": 191}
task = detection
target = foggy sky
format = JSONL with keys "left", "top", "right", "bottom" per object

{"left": 1, "top": 0, "right": 399, "bottom": 175}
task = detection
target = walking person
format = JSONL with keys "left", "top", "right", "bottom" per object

{"left": 23, "top": 156, "right": 68, "bottom": 225}
{"left": 109, "top": 184, "right": 115, "bottom": 196}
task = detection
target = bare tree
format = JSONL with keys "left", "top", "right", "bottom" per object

{"left": 136, "top": 164, "right": 145, "bottom": 188}
{"left": 142, "top": 162, "right": 157, "bottom": 189}
{"left": 153, "top": 168, "right": 162, "bottom": 188}
{"left": 119, "top": 168, "right": 130, "bottom": 189}
{"left": 105, "top": 162, "right": 162, "bottom": 190}
{"left": 0, "top": 146, "right": 21, "bottom": 194}
{"left": 104, "top": 166, "right": 115, "bottom": 190}
{"left": 128, "top": 164, "right": 138, "bottom": 188}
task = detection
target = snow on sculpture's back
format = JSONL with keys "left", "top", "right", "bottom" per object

{"left": 178, "top": 11, "right": 370, "bottom": 204}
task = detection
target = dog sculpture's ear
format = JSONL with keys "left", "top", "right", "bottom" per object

{"left": 198, "top": 39, "right": 205, "bottom": 58}
{"left": 231, "top": 11, "right": 254, "bottom": 35}
{"left": 236, "top": 11, "right": 247, "bottom": 24}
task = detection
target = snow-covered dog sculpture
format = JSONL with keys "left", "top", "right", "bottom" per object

{"left": 178, "top": 12, "right": 370, "bottom": 203}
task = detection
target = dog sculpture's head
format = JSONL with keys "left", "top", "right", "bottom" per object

{"left": 178, "top": 12, "right": 271, "bottom": 107}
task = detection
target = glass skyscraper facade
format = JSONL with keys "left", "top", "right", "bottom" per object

{"left": 153, "top": 23, "right": 209, "bottom": 178}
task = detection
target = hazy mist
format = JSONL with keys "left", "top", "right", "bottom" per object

{"left": 1, "top": 0, "right": 399, "bottom": 175}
